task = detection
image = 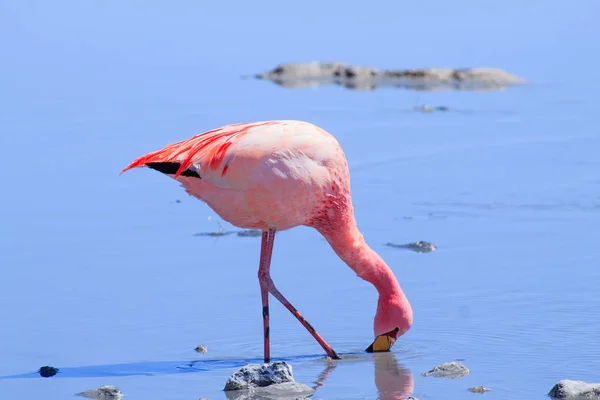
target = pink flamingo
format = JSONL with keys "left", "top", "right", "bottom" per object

{"left": 121, "top": 120, "right": 413, "bottom": 362}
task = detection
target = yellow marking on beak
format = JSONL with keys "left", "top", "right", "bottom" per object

{"left": 365, "top": 327, "right": 399, "bottom": 353}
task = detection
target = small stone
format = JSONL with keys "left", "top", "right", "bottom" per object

{"left": 548, "top": 380, "right": 600, "bottom": 399}
{"left": 468, "top": 386, "right": 491, "bottom": 394}
{"left": 422, "top": 361, "right": 470, "bottom": 379}
{"left": 224, "top": 361, "right": 295, "bottom": 391}
{"left": 195, "top": 345, "right": 208, "bottom": 354}
{"left": 75, "top": 385, "right": 123, "bottom": 400}
{"left": 38, "top": 365, "right": 59, "bottom": 377}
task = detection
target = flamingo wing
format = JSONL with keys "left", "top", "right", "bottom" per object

{"left": 120, "top": 120, "right": 278, "bottom": 182}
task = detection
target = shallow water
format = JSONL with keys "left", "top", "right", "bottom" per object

{"left": 1, "top": 1, "right": 599, "bottom": 399}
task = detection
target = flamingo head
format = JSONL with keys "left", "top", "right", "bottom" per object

{"left": 366, "top": 294, "right": 413, "bottom": 352}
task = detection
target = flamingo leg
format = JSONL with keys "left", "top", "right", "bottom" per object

{"left": 257, "top": 229, "right": 341, "bottom": 361}
{"left": 258, "top": 229, "right": 276, "bottom": 363}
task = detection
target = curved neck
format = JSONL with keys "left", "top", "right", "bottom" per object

{"left": 316, "top": 218, "right": 403, "bottom": 298}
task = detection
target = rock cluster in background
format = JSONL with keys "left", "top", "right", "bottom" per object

{"left": 255, "top": 62, "right": 525, "bottom": 91}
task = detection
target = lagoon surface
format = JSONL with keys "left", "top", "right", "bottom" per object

{"left": 1, "top": 1, "right": 599, "bottom": 399}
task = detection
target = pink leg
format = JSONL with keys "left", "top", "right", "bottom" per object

{"left": 258, "top": 228, "right": 341, "bottom": 361}
{"left": 258, "top": 229, "right": 275, "bottom": 363}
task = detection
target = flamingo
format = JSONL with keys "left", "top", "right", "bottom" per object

{"left": 121, "top": 120, "right": 413, "bottom": 362}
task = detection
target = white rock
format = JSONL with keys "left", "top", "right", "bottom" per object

{"left": 548, "top": 380, "right": 600, "bottom": 399}
{"left": 224, "top": 361, "right": 295, "bottom": 391}
{"left": 421, "top": 361, "right": 470, "bottom": 379}
{"left": 75, "top": 385, "right": 123, "bottom": 400}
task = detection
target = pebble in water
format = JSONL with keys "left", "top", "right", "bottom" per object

{"left": 38, "top": 365, "right": 59, "bottom": 377}
{"left": 421, "top": 361, "right": 470, "bottom": 379}
{"left": 195, "top": 344, "right": 208, "bottom": 354}
{"left": 468, "top": 386, "right": 492, "bottom": 394}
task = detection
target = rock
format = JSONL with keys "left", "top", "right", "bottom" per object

{"left": 224, "top": 361, "right": 296, "bottom": 391}
{"left": 468, "top": 386, "right": 491, "bottom": 394}
{"left": 421, "top": 361, "right": 470, "bottom": 379}
{"left": 75, "top": 385, "right": 124, "bottom": 400}
{"left": 255, "top": 62, "right": 525, "bottom": 91}
{"left": 385, "top": 241, "right": 437, "bottom": 253}
{"left": 224, "top": 382, "right": 314, "bottom": 400}
{"left": 195, "top": 344, "right": 208, "bottom": 354}
{"left": 548, "top": 380, "right": 600, "bottom": 399}
{"left": 38, "top": 365, "right": 59, "bottom": 377}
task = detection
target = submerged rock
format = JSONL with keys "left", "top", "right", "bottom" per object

{"left": 75, "top": 386, "right": 123, "bottom": 400}
{"left": 224, "top": 361, "right": 296, "bottom": 391}
{"left": 413, "top": 104, "right": 449, "bottom": 113}
{"left": 195, "top": 229, "right": 262, "bottom": 238}
{"left": 385, "top": 241, "right": 437, "bottom": 253}
{"left": 255, "top": 62, "right": 525, "bottom": 91}
{"left": 422, "top": 361, "right": 470, "bottom": 379}
{"left": 468, "top": 386, "right": 491, "bottom": 394}
{"left": 38, "top": 365, "right": 59, "bottom": 377}
{"left": 224, "top": 382, "right": 314, "bottom": 400}
{"left": 548, "top": 380, "right": 600, "bottom": 399}
{"left": 237, "top": 229, "right": 262, "bottom": 237}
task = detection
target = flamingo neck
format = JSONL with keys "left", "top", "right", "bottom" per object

{"left": 317, "top": 218, "right": 403, "bottom": 298}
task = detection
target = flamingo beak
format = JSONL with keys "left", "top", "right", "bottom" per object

{"left": 365, "top": 327, "right": 399, "bottom": 353}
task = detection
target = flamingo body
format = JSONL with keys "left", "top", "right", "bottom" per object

{"left": 123, "top": 120, "right": 348, "bottom": 231}
{"left": 122, "top": 120, "right": 412, "bottom": 361}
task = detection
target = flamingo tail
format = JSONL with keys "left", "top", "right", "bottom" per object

{"left": 120, "top": 144, "right": 202, "bottom": 178}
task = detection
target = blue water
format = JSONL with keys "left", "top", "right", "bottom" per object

{"left": 1, "top": 1, "right": 600, "bottom": 399}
